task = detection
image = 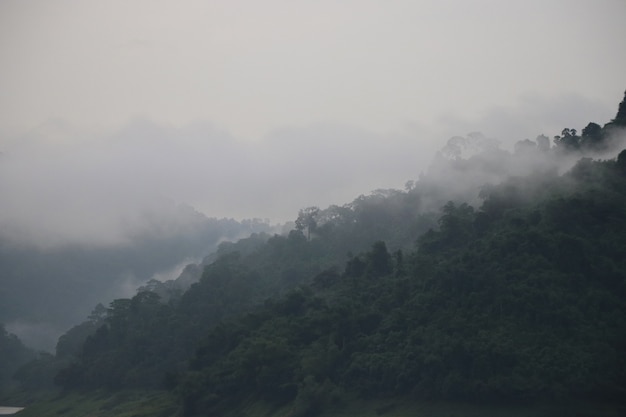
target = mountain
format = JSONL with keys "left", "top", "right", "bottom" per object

{"left": 0, "top": 324, "right": 34, "bottom": 391}
{"left": 5, "top": 91, "right": 626, "bottom": 416}
{"left": 0, "top": 206, "right": 273, "bottom": 351}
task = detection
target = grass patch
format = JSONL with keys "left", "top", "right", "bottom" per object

{"left": 13, "top": 389, "right": 180, "bottom": 417}
{"left": 317, "top": 398, "right": 626, "bottom": 417}
{"left": 7, "top": 391, "right": 625, "bottom": 417}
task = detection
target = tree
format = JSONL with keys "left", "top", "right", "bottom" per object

{"left": 0, "top": 324, "right": 35, "bottom": 387}
{"left": 536, "top": 134, "right": 550, "bottom": 152}
{"left": 295, "top": 207, "right": 319, "bottom": 241}
{"left": 617, "top": 149, "right": 626, "bottom": 173}
{"left": 437, "top": 202, "right": 475, "bottom": 246}
{"left": 56, "top": 320, "right": 101, "bottom": 358}
{"left": 611, "top": 90, "right": 626, "bottom": 126}
{"left": 514, "top": 139, "right": 537, "bottom": 154}
{"left": 366, "top": 241, "right": 393, "bottom": 277}
{"left": 603, "top": 91, "right": 626, "bottom": 133}
{"left": 88, "top": 303, "right": 107, "bottom": 322}
{"left": 554, "top": 128, "right": 580, "bottom": 150}
{"left": 581, "top": 122, "right": 603, "bottom": 149}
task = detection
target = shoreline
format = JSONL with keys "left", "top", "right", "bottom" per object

{"left": 0, "top": 407, "right": 24, "bottom": 415}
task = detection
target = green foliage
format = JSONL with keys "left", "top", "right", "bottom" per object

{"left": 553, "top": 128, "right": 581, "bottom": 151}
{"left": 12, "top": 390, "right": 180, "bottom": 417}
{"left": 176, "top": 157, "right": 626, "bottom": 415}
{"left": 56, "top": 304, "right": 106, "bottom": 359}
{"left": 611, "top": 90, "right": 626, "bottom": 127}
{"left": 0, "top": 216, "right": 273, "bottom": 351}
{"left": 581, "top": 122, "right": 604, "bottom": 149}
{"left": 0, "top": 324, "right": 35, "bottom": 390}
{"left": 12, "top": 352, "right": 67, "bottom": 391}
{"left": 50, "top": 93, "right": 626, "bottom": 416}
{"left": 55, "top": 185, "right": 441, "bottom": 390}
{"left": 617, "top": 149, "right": 626, "bottom": 173}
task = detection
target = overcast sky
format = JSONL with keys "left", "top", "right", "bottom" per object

{"left": 1, "top": 0, "right": 625, "bottom": 247}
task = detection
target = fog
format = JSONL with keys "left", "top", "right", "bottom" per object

{"left": 1, "top": 1, "right": 625, "bottom": 351}
{"left": 2, "top": 0, "right": 625, "bottom": 249}
{"left": 2, "top": 1, "right": 625, "bottom": 138}
{"left": 0, "top": 96, "right": 617, "bottom": 250}
{"left": 0, "top": 119, "right": 426, "bottom": 248}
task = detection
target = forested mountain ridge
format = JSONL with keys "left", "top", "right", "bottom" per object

{"left": 0, "top": 209, "right": 273, "bottom": 350}
{"left": 175, "top": 153, "right": 626, "bottom": 416}
{"left": 4, "top": 92, "right": 626, "bottom": 416}
{"left": 0, "top": 324, "right": 34, "bottom": 391}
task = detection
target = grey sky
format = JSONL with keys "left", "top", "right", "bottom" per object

{"left": 1, "top": 0, "right": 625, "bottom": 246}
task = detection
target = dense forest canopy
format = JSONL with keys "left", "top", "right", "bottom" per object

{"left": 2, "top": 91, "right": 626, "bottom": 417}
{"left": 0, "top": 211, "right": 274, "bottom": 350}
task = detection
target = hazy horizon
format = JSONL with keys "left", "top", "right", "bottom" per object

{"left": 1, "top": 0, "right": 625, "bottom": 248}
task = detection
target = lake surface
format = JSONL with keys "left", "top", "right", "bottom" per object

{"left": 0, "top": 407, "right": 24, "bottom": 415}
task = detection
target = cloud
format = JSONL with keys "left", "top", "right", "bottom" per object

{"left": 5, "top": 319, "right": 64, "bottom": 353}
{"left": 0, "top": 118, "right": 438, "bottom": 249}
{"left": 437, "top": 93, "right": 615, "bottom": 148}
{"left": 2, "top": 1, "right": 624, "bottom": 140}
{"left": 1, "top": 88, "right": 622, "bottom": 250}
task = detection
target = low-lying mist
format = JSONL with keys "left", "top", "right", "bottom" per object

{"left": 1, "top": 94, "right": 623, "bottom": 351}
{"left": 2, "top": 92, "right": 611, "bottom": 250}
{"left": 0, "top": 119, "right": 439, "bottom": 250}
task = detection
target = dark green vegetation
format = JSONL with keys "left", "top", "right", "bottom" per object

{"left": 177, "top": 157, "right": 626, "bottom": 416}
{"left": 10, "top": 390, "right": 179, "bottom": 417}
{"left": 9, "top": 394, "right": 626, "bottom": 417}
{"left": 2, "top": 92, "right": 626, "bottom": 416}
{"left": 0, "top": 211, "right": 272, "bottom": 350}
{"left": 0, "top": 325, "right": 35, "bottom": 391}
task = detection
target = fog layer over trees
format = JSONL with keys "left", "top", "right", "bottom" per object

{"left": 1, "top": 92, "right": 626, "bottom": 417}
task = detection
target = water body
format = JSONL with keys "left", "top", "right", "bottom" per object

{"left": 0, "top": 407, "right": 24, "bottom": 415}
